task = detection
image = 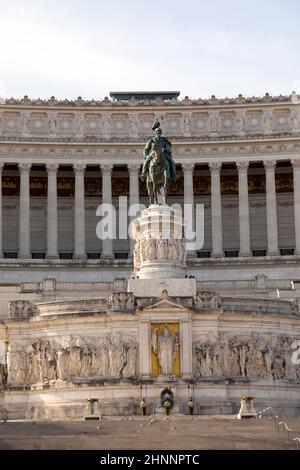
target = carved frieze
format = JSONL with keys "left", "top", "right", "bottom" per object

{"left": 6, "top": 334, "right": 138, "bottom": 385}
{"left": 193, "top": 334, "right": 300, "bottom": 380}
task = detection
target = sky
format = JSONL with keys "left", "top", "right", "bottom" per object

{"left": 0, "top": 0, "right": 300, "bottom": 100}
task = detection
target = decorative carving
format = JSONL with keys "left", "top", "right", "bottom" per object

{"left": 6, "top": 334, "right": 138, "bottom": 385}
{"left": 235, "top": 111, "right": 245, "bottom": 133}
{"left": 48, "top": 113, "right": 57, "bottom": 135}
{"left": 8, "top": 300, "right": 38, "bottom": 318}
{"left": 263, "top": 160, "right": 277, "bottom": 170}
{"left": 291, "top": 159, "right": 300, "bottom": 169}
{"left": 262, "top": 110, "right": 273, "bottom": 134}
{"left": 134, "top": 237, "right": 186, "bottom": 268}
{"left": 195, "top": 291, "right": 221, "bottom": 310}
{"left": 236, "top": 161, "right": 249, "bottom": 171}
{"left": 193, "top": 334, "right": 300, "bottom": 380}
{"left": 108, "top": 292, "right": 134, "bottom": 312}
{"left": 151, "top": 324, "right": 180, "bottom": 376}
{"left": 18, "top": 162, "right": 31, "bottom": 173}
{"left": 73, "top": 163, "right": 86, "bottom": 173}
{"left": 101, "top": 164, "right": 113, "bottom": 174}
{"left": 209, "top": 162, "right": 222, "bottom": 172}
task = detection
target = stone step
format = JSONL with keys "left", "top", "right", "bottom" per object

{"left": 0, "top": 417, "right": 295, "bottom": 450}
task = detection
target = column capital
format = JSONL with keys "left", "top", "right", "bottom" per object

{"left": 46, "top": 163, "right": 59, "bottom": 173}
{"left": 291, "top": 159, "right": 300, "bottom": 169}
{"left": 101, "top": 164, "right": 113, "bottom": 175}
{"left": 263, "top": 160, "right": 277, "bottom": 170}
{"left": 18, "top": 162, "right": 31, "bottom": 173}
{"left": 181, "top": 163, "right": 195, "bottom": 172}
{"left": 73, "top": 163, "right": 86, "bottom": 173}
{"left": 236, "top": 161, "right": 249, "bottom": 171}
{"left": 209, "top": 162, "right": 222, "bottom": 172}
{"left": 128, "top": 163, "right": 141, "bottom": 173}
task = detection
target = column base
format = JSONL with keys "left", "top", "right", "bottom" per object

{"left": 211, "top": 252, "right": 224, "bottom": 258}
{"left": 101, "top": 254, "right": 115, "bottom": 260}
{"left": 45, "top": 254, "right": 59, "bottom": 260}
{"left": 187, "top": 250, "right": 197, "bottom": 258}
{"left": 73, "top": 254, "right": 87, "bottom": 260}
{"left": 267, "top": 251, "right": 280, "bottom": 257}
{"left": 239, "top": 251, "right": 252, "bottom": 257}
{"left": 18, "top": 253, "right": 32, "bottom": 259}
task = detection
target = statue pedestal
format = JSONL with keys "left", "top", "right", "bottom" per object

{"left": 132, "top": 204, "right": 187, "bottom": 280}
{"left": 154, "top": 404, "right": 181, "bottom": 415}
{"left": 237, "top": 396, "right": 257, "bottom": 419}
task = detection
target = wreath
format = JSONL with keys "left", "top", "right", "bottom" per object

{"left": 160, "top": 387, "right": 174, "bottom": 409}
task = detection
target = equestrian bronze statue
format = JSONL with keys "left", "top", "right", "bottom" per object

{"left": 141, "top": 120, "right": 176, "bottom": 204}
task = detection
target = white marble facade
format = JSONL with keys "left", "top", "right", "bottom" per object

{"left": 0, "top": 93, "right": 300, "bottom": 418}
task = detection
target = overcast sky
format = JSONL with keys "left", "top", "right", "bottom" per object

{"left": 0, "top": 0, "right": 299, "bottom": 100}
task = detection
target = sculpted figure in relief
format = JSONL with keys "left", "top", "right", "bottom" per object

{"left": 145, "top": 238, "right": 156, "bottom": 261}
{"left": 152, "top": 324, "right": 179, "bottom": 376}
{"left": 193, "top": 334, "right": 300, "bottom": 381}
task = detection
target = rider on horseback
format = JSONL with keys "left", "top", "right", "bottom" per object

{"left": 141, "top": 120, "right": 176, "bottom": 183}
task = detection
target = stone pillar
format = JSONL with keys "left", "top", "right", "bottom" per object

{"left": 237, "top": 161, "right": 251, "bottom": 256}
{"left": 182, "top": 163, "right": 196, "bottom": 257}
{"left": 46, "top": 163, "right": 59, "bottom": 259}
{"left": 128, "top": 164, "right": 140, "bottom": 257}
{"left": 101, "top": 164, "right": 114, "bottom": 259}
{"left": 0, "top": 163, "right": 3, "bottom": 258}
{"left": 74, "top": 163, "right": 86, "bottom": 259}
{"left": 209, "top": 162, "right": 224, "bottom": 257}
{"left": 139, "top": 320, "right": 151, "bottom": 379}
{"left": 292, "top": 159, "right": 300, "bottom": 255}
{"left": 18, "top": 162, "right": 31, "bottom": 259}
{"left": 180, "top": 319, "right": 192, "bottom": 379}
{"left": 264, "top": 160, "right": 279, "bottom": 256}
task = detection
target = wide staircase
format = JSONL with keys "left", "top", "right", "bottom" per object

{"left": 1, "top": 415, "right": 300, "bottom": 450}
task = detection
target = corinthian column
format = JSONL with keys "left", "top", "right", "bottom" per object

{"left": 74, "top": 163, "right": 86, "bottom": 259}
{"left": 101, "top": 164, "right": 114, "bottom": 259}
{"left": 209, "top": 162, "right": 224, "bottom": 257}
{"left": 182, "top": 163, "right": 196, "bottom": 256}
{"left": 46, "top": 163, "right": 59, "bottom": 259}
{"left": 128, "top": 163, "right": 140, "bottom": 257}
{"left": 292, "top": 159, "right": 300, "bottom": 255}
{"left": 264, "top": 160, "right": 279, "bottom": 256}
{"left": 237, "top": 161, "right": 251, "bottom": 256}
{"left": 0, "top": 163, "right": 3, "bottom": 258}
{"left": 18, "top": 162, "right": 31, "bottom": 259}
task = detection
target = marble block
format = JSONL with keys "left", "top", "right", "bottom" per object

{"left": 128, "top": 278, "right": 196, "bottom": 297}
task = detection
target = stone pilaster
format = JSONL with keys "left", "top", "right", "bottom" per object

{"left": 74, "top": 163, "right": 86, "bottom": 259}
{"left": 291, "top": 159, "right": 300, "bottom": 255}
{"left": 101, "top": 164, "right": 114, "bottom": 259}
{"left": 18, "top": 162, "right": 31, "bottom": 259}
{"left": 237, "top": 161, "right": 251, "bottom": 256}
{"left": 46, "top": 163, "right": 59, "bottom": 259}
{"left": 128, "top": 164, "right": 140, "bottom": 257}
{"left": 264, "top": 160, "right": 280, "bottom": 256}
{"left": 139, "top": 321, "right": 151, "bottom": 379}
{"left": 180, "top": 319, "right": 193, "bottom": 379}
{"left": 0, "top": 163, "right": 3, "bottom": 258}
{"left": 209, "top": 162, "right": 224, "bottom": 257}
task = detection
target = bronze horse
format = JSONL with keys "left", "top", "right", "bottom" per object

{"left": 146, "top": 141, "right": 170, "bottom": 204}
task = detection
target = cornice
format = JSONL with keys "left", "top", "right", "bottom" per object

{"left": 0, "top": 92, "right": 298, "bottom": 110}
